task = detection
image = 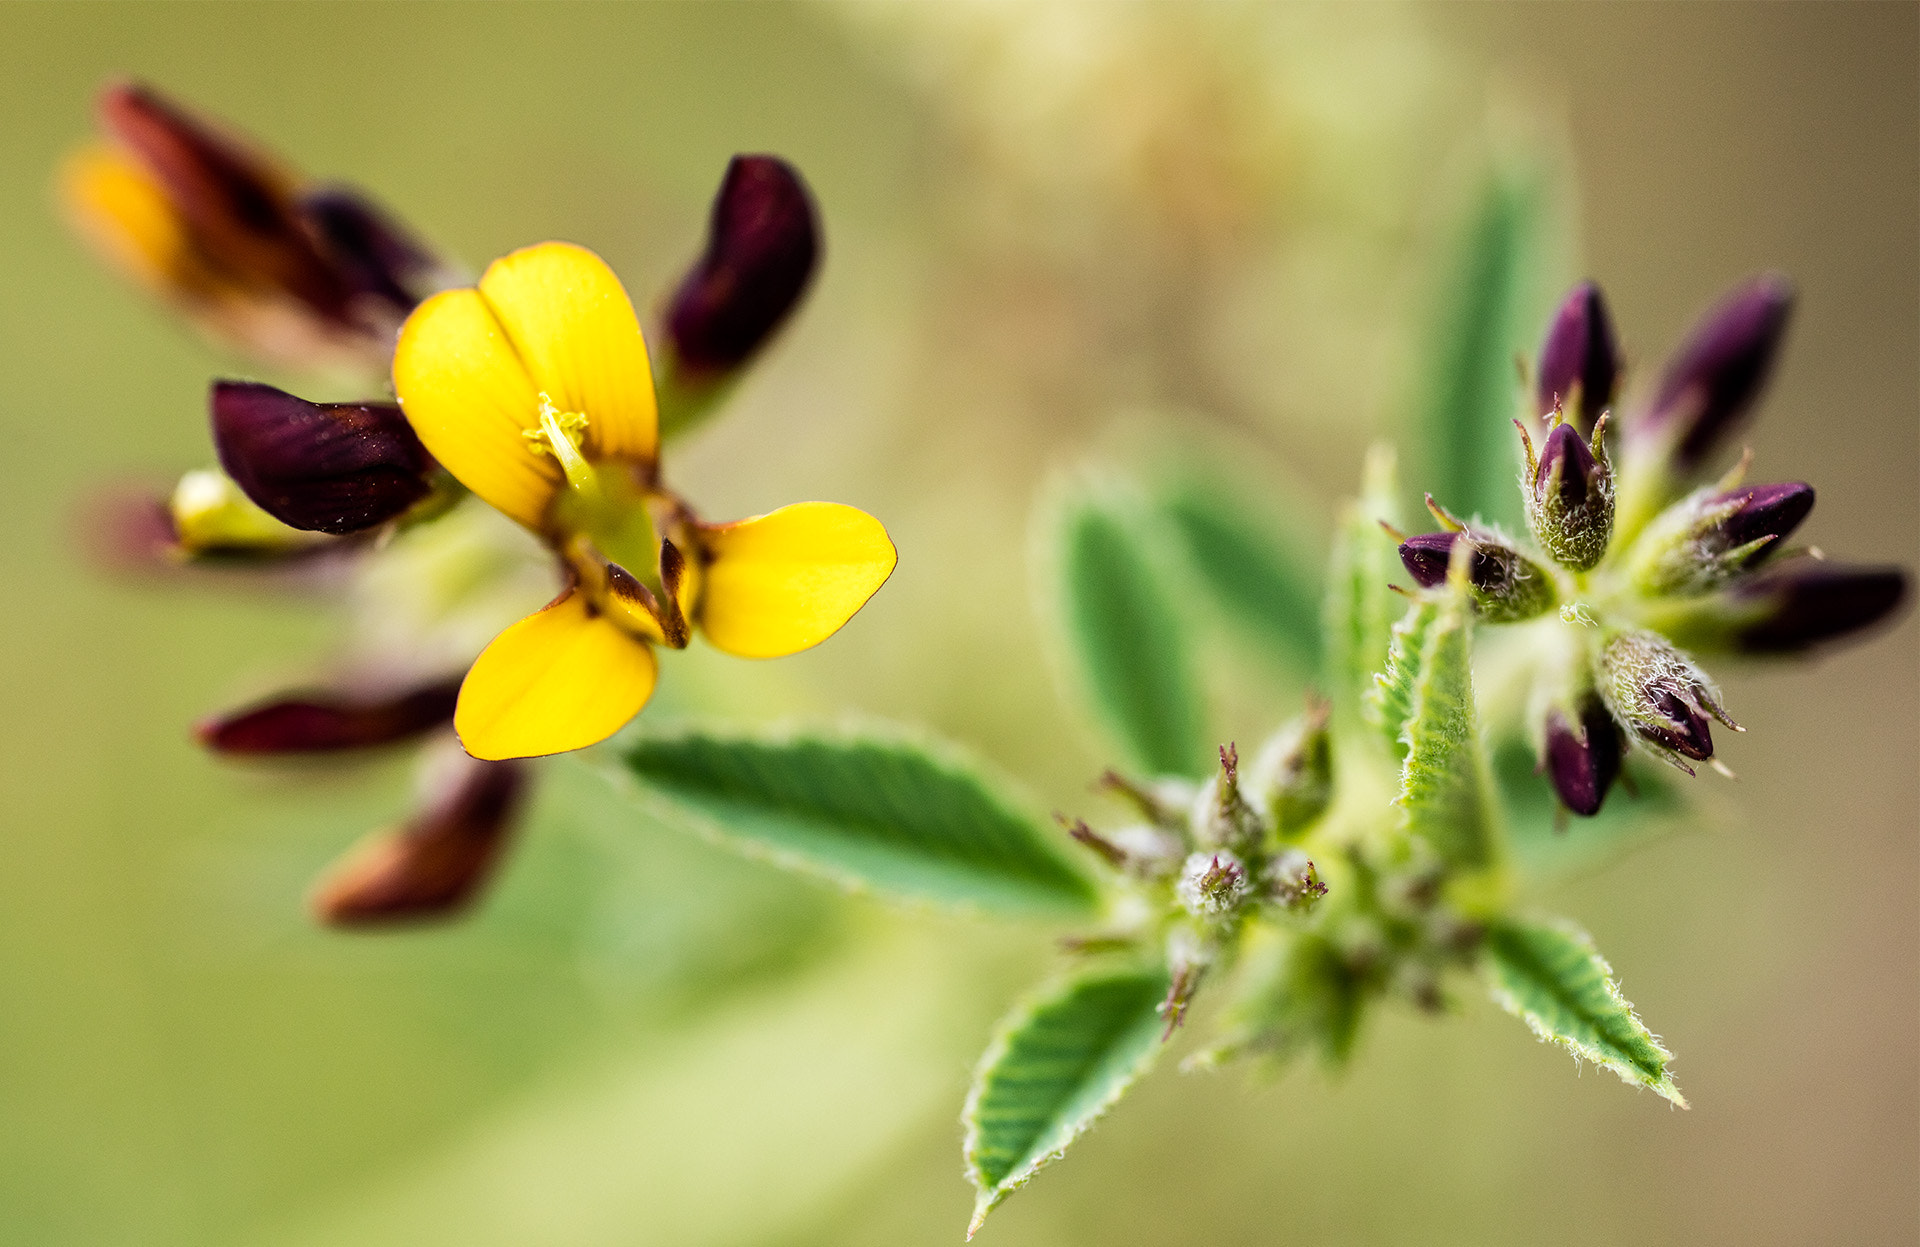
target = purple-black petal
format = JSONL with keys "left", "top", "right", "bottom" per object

{"left": 212, "top": 380, "right": 432, "bottom": 534}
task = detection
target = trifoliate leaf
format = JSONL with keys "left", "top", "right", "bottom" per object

{"left": 1157, "top": 472, "right": 1323, "bottom": 671}
{"left": 964, "top": 967, "right": 1170, "bottom": 1236}
{"left": 1042, "top": 473, "right": 1206, "bottom": 777}
{"left": 1484, "top": 917, "right": 1686, "bottom": 1107}
{"left": 613, "top": 724, "right": 1099, "bottom": 918}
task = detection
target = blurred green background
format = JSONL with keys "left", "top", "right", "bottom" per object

{"left": 0, "top": 3, "right": 1914, "bottom": 1244}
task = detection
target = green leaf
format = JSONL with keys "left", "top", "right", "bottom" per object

{"left": 1394, "top": 576, "right": 1499, "bottom": 871}
{"left": 1367, "top": 597, "right": 1442, "bottom": 761}
{"left": 1322, "top": 444, "right": 1407, "bottom": 739}
{"left": 964, "top": 967, "right": 1170, "bottom": 1236}
{"left": 1416, "top": 160, "right": 1560, "bottom": 530}
{"left": 1156, "top": 473, "right": 1323, "bottom": 670}
{"left": 1045, "top": 474, "right": 1206, "bottom": 777}
{"left": 613, "top": 724, "right": 1099, "bottom": 918}
{"left": 1484, "top": 917, "right": 1686, "bottom": 1107}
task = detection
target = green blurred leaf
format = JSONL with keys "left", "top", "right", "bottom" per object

{"left": 1046, "top": 475, "right": 1206, "bottom": 777}
{"left": 1156, "top": 474, "right": 1323, "bottom": 670}
{"left": 963, "top": 967, "right": 1170, "bottom": 1236}
{"left": 1484, "top": 917, "right": 1686, "bottom": 1107}
{"left": 1417, "top": 161, "right": 1558, "bottom": 530}
{"left": 1191, "top": 927, "right": 1365, "bottom": 1074}
{"left": 613, "top": 724, "right": 1099, "bottom": 918}
{"left": 1322, "top": 445, "right": 1407, "bottom": 740}
{"left": 1394, "top": 577, "right": 1499, "bottom": 871}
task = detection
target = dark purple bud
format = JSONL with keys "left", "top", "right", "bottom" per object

{"left": 1643, "top": 274, "right": 1795, "bottom": 471}
{"left": 97, "top": 82, "right": 348, "bottom": 318}
{"left": 1397, "top": 529, "right": 1558, "bottom": 622}
{"left": 1717, "top": 481, "right": 1814, "bottom": 555}
{"left": 1544, "top": 701, "right": 1624, "bottom": 817}
{"left": 1640, "top": 690, "right": 1715, "bottom": 761}
{"left": 1536, "top": 281, "right": 1619, "bottom": 433}
{"left": 1599, "top": 630, "right": 1737, "bottom": 775}
{"left": 312, "top": 756, "right": 527, "bottom": 926}
{"left": 299, "top": 186, "right": 444, "bottom": 315}
{"left": 197, "top": 677, "right": 461, "bottom": 754}
{"left": 1731, "top": 560, "right": 1909, "bottom": 654}
{"left": 665, "top": 155, "right": 820, "bottom": 375}
{"left": 1525, "top": 419, "right": 1615, "bottom": 571}
{"left": 1397, "top": 530, "right": 1459, "bottom": 588}
{"left": 212, "top": 380, "right": 433, "bottom": 533}
{"left": 1630, "top": 480, "right": 1814, "bottom": 595}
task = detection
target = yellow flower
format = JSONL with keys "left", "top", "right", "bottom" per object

{"left": 393, "top": 241, "right": 896, "bottom": 761}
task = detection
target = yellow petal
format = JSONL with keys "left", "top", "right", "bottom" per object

{"left": 697, "top": 502, "right": 897, "bottom": 659}
{"left": 393, "top": 288, "right": 555, "bottom": 528}
{"left": 60, "top": 145, "right": 204, "bottom": 297}
{"left": 455, "top": 589, "right": 658, "bottom": 760}
{"left": 477, "top": 242, "right": 658, "bottom": 465}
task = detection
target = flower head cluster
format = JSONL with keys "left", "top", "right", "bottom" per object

{"left": 66, "top": 83, "right": 894, "bottom": 922}
{"left": 1397, "top": 277, "right": 1907, "bottom": 815}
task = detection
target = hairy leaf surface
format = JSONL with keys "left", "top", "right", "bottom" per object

{"left": 1484, "top": 917, "right": 1685, "bottom": 1106}
{"left": 964, "top": 967, "right": 1170, "bottom": 1236}
{"left": 1047, "top": 475, "right": 1206, "bottom": 777}
{"left": 616, "top": 725, "right": 1098, "bottom": 917}
{"left": 1394, "top": 577, "right": 1498, "bottom": 869}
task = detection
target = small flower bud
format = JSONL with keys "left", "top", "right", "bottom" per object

{"left": 1249, "top": 701, "right": 1332, "bottom": 840}
{"left": 168, "top": 467, "right": 329, "bottom": 556}
{"left": 1599, "top": 630, "right": 1738, "bottom": 774}
{"left": 1521, "top": 417, "right": 1615, "bottom": 571}
{"left": 1729, "top": 560, "right": 1909, "bottom": 654}
{"left": 1638, "top": 274, "right": 1794, "bottom": 473}
{"left": 1628, "top": 480, "right": 1814, "bottom": 596}
{"left": 1542, "top": 697, "right": 1624, "bottom": 817}
{"left": 312, "top": 754, "right": 527, "bottom": 926}
{"left": 197, "top": 677, "right": 461, "bottom": 754}
{"left": 1397, "top": 520, "right": 1558, "bottom": 622}
{"left": 1176, "top": 851, "right": 1248, "bottom": 919}
{"left": 1536, "top": 281, "right": 1619, "bottom": 434}
{"left": 1189, "top": 744, "right": 1263, "bottom": 854}
{"left": 1261, "top": 850, "right": 1328, "bottom": 912}
{"left": 665, "top": 155, "right": 820, "bottom": 378}
{"left": 211, "top": 380, "right": 434, "bottom": 534}
{"left": 299, "top": 186, "right": 454, "bottom": 316}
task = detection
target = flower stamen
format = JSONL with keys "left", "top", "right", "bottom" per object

{"left": 524, "top": 393, "right": 596, "bottom": 494}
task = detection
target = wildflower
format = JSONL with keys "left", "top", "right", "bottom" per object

{"left": 1535, "top": 280, "right": 1619, "bottom": 434}
{"left": 311, "top": 751, "right": 527, "bottom": 926}
{"left": 197, "top": 677, "right": 462, "bottom": 754}
{"left": 1634, "top": 274, "right": 1794, "bottom": 476}
{"left": 1396, "top": 499, "right": 1558, "bottom": 622}
{"left": 61, "top": 81, "right": 452, "bottom": 373}
{"left": 1542, "top": 697, "right": 1624, "bottom": 816}
{"left": 393, "top": 240, "right": 895, "bottom": 760}
{"left": 211, "top": 380, "right": 437, "bottom": 534}
{"left": 1519, "top": 414, "right": 1614, "bottom": 572}
{"left": 1599, "top": 630, "right": 1738, "bottom": 775}
{"left": 1624, "top": 478, "right": 1814, "bottom": 596}
{"left": 657, "top": 155, "right": 820, "bottom": 434}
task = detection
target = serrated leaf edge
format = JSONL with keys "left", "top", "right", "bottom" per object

{"left": 1484, "top": 917, "right": 1687, "bottom": 1108}
{"left": 598, "top": 715, "right": 1100, "bottom": 919}
{"left": 962, "top": 968, "right": 1169, "bottom": 1237}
